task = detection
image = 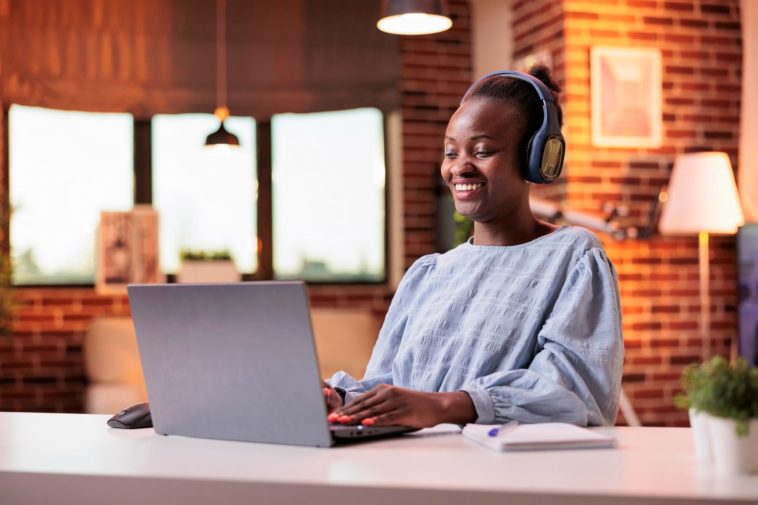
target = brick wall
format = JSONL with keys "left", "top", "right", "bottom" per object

{"left": 400, "top": 1, "right": 473, "bottom": 268}
{"left": 0, "top": 0, "right": 473, "bottom": 412}
{"left": 512, "top": 0, "right": 569, "bottom": 203}
{"left": 515, "top": 0, "right": 742, "bottom": 426}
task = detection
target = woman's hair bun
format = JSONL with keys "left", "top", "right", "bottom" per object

{"left": 528, "top": 64, "right": 561, "bottom": 95}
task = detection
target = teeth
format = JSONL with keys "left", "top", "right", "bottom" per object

{"left": 454, "top": 183, "right": 483, "bottom": 191}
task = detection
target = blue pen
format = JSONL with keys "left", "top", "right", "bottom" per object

{"left": 487, "top": 420, "right": 518, "bottom": 437}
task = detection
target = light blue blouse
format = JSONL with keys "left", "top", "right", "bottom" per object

{"left": 328, "top": 226, "right": 624, "bottom": 426}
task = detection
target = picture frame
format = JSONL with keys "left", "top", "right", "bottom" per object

{"left": 590, "top": 46, "right": 662, "bottom": 148}
{"left": 96, "top": 205, "right": 161, "bottom": 294}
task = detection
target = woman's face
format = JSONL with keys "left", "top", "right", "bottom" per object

{"left": 441, "top": 98, "right": 528, "bottom": 224}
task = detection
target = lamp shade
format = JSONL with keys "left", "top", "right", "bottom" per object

{"left": 377, "top": 0, "right": 452, "bottom": 35}
{"left": 659, "top": 151, "right": 745, "bottom": 235}
{"left": 204, "top": 121, "right": 240, "bottom": 148}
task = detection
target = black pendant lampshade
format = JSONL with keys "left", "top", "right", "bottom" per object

{"left": 205, "top": 120, "right": 240, "bottom": 147}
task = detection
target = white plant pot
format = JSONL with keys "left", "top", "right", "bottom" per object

{"left": 177, "top": 260, "right": 239, "bottom": 284}
{"left": 689, "top": 408, "right": 713, "bottom": 463}
{"left": 708, "top": 416, "right": 758, "bottom": 475}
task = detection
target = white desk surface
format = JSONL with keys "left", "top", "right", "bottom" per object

{"left": 0, "top": 412, "right": 756, "bottom": 505}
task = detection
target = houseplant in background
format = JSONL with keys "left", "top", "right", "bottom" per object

{"left": 453, "top": 211, "right": 474, "bottom": 246}
{"left": 0, "top": 199, "right": 15, "bottom": 338}
{"left": 676, "top": 356, "right": 758, "bottom": 475}
{"left": 676, "top": 361, "right": 713, "bottom": 463}
{"left": 177, "top": 249, "right": 239, "bottom": 283}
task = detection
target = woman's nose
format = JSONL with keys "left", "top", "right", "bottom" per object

{"left": 449, "top": 157, "right": 477, "bottom": 177}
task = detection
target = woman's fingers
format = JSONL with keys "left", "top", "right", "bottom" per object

{"left": 360, "top": 409, "right": 401, "bottom": 426}
{"left": 330, "top": 397, "right": 393, "bottom": 424}
{"left": 321, "top": 382, "right": 342, "bottom": 413}
{"left": 335, "top": 389, "right": 385, "bottom": 416}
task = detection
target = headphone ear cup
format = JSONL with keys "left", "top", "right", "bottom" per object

{"left": 524, "top": 133, "right": 543, "bottom": 184}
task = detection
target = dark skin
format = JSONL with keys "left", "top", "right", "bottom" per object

{"left": 323, "top": 97, "right": 557, "bottom": 429}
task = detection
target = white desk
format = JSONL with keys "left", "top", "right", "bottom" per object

{"left": 0, "top": 412, "right": 756, "bottom": 505}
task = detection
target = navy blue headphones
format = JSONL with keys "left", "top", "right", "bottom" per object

{"left": 464, "top": 70, "right": 565, "bottom": 184}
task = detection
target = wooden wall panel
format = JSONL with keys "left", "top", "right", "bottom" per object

{"left": 1, "top": 0, "right": 399, "bottom": 117}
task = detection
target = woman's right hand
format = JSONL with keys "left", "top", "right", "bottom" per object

{"left": 321, "top": 380, "right": 343, "bottom": 414}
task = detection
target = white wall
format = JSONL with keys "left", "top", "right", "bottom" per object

{"left": 471, "top": 0, "right": 514, "bottom": 79}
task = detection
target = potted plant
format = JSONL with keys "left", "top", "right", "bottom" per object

{"left": 675, "top": 362, "right": 713, "bottom": 463}
{"left": 0, "top": 200, "right": 14, "bottom": 338}
{"left": 676, "top": 356, "right": 758, "bottom": 475}
{"left": 177, "top": 249, "right": 239, "bottom": 284}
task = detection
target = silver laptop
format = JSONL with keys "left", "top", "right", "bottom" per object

{"left": 127, "top": 281, "right": 411, "bottom": 447}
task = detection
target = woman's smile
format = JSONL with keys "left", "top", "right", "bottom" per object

{"left": 452, "top": 180, "right": 487, "bottom": 200}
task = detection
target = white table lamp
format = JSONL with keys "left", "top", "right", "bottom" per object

{"left": 659, "top": 151, "right": 745, "bottom": 361}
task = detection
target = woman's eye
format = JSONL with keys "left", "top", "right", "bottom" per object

{"left": 475, "top": 151, "right": 493, "bottom": 158}
{"left": 444, "top": 152, "right": 458, "bottom": 159}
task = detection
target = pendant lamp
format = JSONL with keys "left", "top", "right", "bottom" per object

{"left": 205, "top": 0, "right": 239, "bottom": 148}
{"left": 377, "top": 0, "right": 452, "bottom": 35}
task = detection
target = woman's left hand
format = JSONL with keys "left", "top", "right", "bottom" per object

{"left": 327, "top": 384, "right": 476, "bottom": 429}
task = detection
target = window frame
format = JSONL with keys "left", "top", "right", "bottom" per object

{"left": 5, "top": 107, "right": 391, "bottom": 287}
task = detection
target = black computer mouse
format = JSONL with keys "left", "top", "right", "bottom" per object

{"left": 107, "top": 402, "right": 153, "bottom": 429}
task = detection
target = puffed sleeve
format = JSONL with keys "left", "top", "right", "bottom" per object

{"left": 460, "top": 248, "right": 624, "bottom": 426}
{"left": 326, "top": 255, "right": 435, "bottom": 404}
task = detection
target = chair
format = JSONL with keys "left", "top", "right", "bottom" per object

{"left": 84, "top": 317, "right": 147, "bottom": 414}
{"left": 310, "top": 308, "right": 381, "bottom": 379}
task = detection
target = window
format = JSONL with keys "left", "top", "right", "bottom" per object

{"left": 9, "top": 105, "right": 134, "bottom": 284}
{"left": 152, "top": 115, "right": 257, "bottom": 275}
{"left": 272, "top": 108, "right": 386, "bottom": 281}
{"left": 8, "top": 106, "right": 387, "bottom": 285}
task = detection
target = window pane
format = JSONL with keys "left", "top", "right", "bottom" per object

{"left": 152, "top": 115, "right": 257, "bottom": 274}
{"left": 272, "top": 108, "right": 385, "bottom": 281}
{"left": 9, "top": 105, "right": 134, "bottom": 284}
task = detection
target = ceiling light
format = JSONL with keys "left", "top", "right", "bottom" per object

{"left": 377, "top": 0, "right": 453, "bottom": 36}
{"left": 205, "top": 0, "right": 239, "bottom": 148}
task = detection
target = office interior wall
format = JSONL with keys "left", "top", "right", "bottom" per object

{"left": 513, "top": 0, "right": 741, "bottom": 426}
{"left": 471, "top": 0, "right": 514, "bottom": 78}
{"left": 511, "top": 0, "right": 569, "bottom": 206}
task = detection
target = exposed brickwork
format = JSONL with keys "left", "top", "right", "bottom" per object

{"left": 400, "top": 0, "right": 473, "bottom": 268}
{"left": 556, "top": 0, "right": 741, "bottom": 426}
{"left": 0, "top": 290, "right": 127, "bottom": 412}
{"left": 0, "top": 286, "right": 395, "bottom": 412}
{"left": 512, "top": 0, "right": 569, "bottom": 202}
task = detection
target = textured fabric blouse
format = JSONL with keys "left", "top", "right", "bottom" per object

{"left": 328, "top": 225, "right": 624, "bottom": 426}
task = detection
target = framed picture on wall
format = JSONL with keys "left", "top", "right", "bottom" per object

{"left": 591, "top": 46, "right": 662, "bottom": 148}
{"left": 96, "top": 205, "right": 161, "bottom": 294}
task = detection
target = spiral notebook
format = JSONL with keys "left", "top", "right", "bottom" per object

{"left": 462, "top": 422, "right": 616, "bottom": 451}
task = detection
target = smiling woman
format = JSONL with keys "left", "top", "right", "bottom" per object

{"left": 324, "top": 66, "right": 624, "bottom": 430}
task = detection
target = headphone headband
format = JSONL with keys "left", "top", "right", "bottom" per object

{"left": 468, "top": 70, "right": 556, "bottom": 104}
{"left": 463, "top": 70, "right": 565, "bottom": 184}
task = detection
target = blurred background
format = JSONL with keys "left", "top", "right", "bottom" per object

{"left": 0, "top": 0, "right": 755, "bottom": 427}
